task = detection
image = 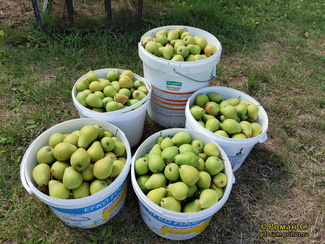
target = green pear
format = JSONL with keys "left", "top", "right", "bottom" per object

{"left": 149, "top": 144, "right": 162, "bottom": 155}
{"left": 93, "top": 125, "right": 104, "bottom": 140}
{"left": 181, "top": 31, "right": 192, "bottom": 40}
{"left": 171, "top": 54, "right": 184, "bottom": 62}
{"left": 93, "top": 156, "right": 114, "bottom": 179}
{"left": 155, "top": 33, "right": 168, "bottom": 46}
{"left": 173, "top": 40, "right": 185, "bottom": 51}
{"left": 196, "top": 157, "right": 205, "bottom": 171}
{"left": 86, "top": 70, "right": 98, "bottom": 83}
{"left": 196, "top": 171, "right": 212, "bottom": 189}
{"left": 164, "top": 162, "right": 179, "bottom": 181}
{"left": 145, "top": 41, "right": 159, "bottom": 56}
{"left": 132, "top": 90, "right": 146, "bottom": 100}
{"left": 172, "top": 131, "right": 192, "bottom": 145}
{"left": 161, "top": 44, "right": 174, "bottom": 60}
{"left": 81, "top": 163, "right": 95, "bottom": 181}
{"left": 232, "top": 133, "right": 247, "bottom": 139}
{"left": 204, "top": 44, "right": 218, "bottom": 57}
{"left": 179, "top": 164, "right": 200, "bottom": 186}
{"left": 78, "top": 124, "right": 98, "bottom": 149}
{"left": 89, "top": 81, "right": 105, "bottom": 92}
{"left": 118, "top": 75, "right": 133, "bottom": 89}
{"left": 141, "top": 36, "right": 153, "bottom": 47}
{"left": 112, "top": 138, "right": 126, "bottom": 156}
{"left": 204, "top": 101, "right": 220, "bottom": 116}
{"left": 188, "top": 44, "right": 201, "bottom": 55}
{"left": 198, "top": 189, "right": 219, "bottom": 209}
{"left": 51, "top": 161, "right": 69, "bottom": 180}
{"left": 72, "top": 181, "right": 90, "bottom": 199}
{"left": 144, "top": 173, "right": 167, "bottom": 190}
{"left": 190, "top": 106, "right": 205, "bottom": 120}
{"left": 92, "top": 107, "right": 105, "bottom": 113}
{"left": 213, "top": 172, "right": 228, "bottom": 188}
{"left": 182, "top": 35, "right": 195, "bottom": 45}
{"left": 239, "top": 121, "right": 253, "bottom": 138}
{"left": 76, "top": 77, "right": 90, "bottom": 91}
{"left": 49, "top": 180, "right": 71, "bottom": 199}
{"left": 148, "top": 153, "right": 165, "bottom": 173}
{"left": 90, "top": 179, "right": 108, "bottom": 195}
{"left": 103, "top": 130, "right": 114, "bottom": 138}
{"left": 100, "top": 136, "right": 115, "bottom": 152}
{"left": 109, "top": 160, "right": 125, "bottom": 178}
{"left": 49, "top": 132, "right": 66, "bottom": 148}
{"left": 183, "top": 199, "right": 202, "bottom": 213}
{"left": 111, "top": 81, "right": 121, "bottom": 92}
{"left": 188, "top": 184, "right": 198, "bottom": 198}
{"left": 205, "top": 118, "right": 220, "bottom": 132}
{"left": 191, "top": 139, "right": 204, "bottom": 153}
{"left": 126, "top": 98, "right": 140, "bottom": 106}
{"left": 119, "top": 88, "right": 132, "bottom": 98}
{"left": 160, "top": 137, "right": 174, "bottom": 150}
{"left": 114, "top": 93, "right": 129, "bottom": 105}
{"left": 103, "top": 85, "right": 118, "bottom": 98}
{"left": 220, "top": 100, "right": 232, "bottom": 110}
{"left": 86, "top": 93, "right": 104, "bottom": 108}
{"left": 195, "top": 94, "right": 209, "bottom": 108}
{"left": 53, "top": 142, "right": 77, "bottom": 162}
{"left": 99, "top": 78, "right": 110, "bottom": 87}
{"left": 133, "top": 80, "right": 145, "bottom": 89}
{"left": 221, "top": 119, "right": 242, "bottom": 134}
{"left": 194, "top": 35, "right": 208, "bottom": 50}
{"left": 135, "top": 157, "right": 149, "bottom": 175}
{"left": 106, "top": 69, "right": 120, "bottom": 81}
{"left": 202, "top": 114, "right": 216, "bottom": 123}
{"left": 167, "top": 30, "right": 179, "bottom": 41}
{"left": 147, "top": 187, "right": 167, "bottom": 206}
{"left": 70, "top": 148, "right": 91, "bottom": 171}
{"left": 205, "top": 156, "right": 224, "bottom": 175}
{"left": 102, "top": 97, "right": 114, "bottom": 107}
{"left": 62, "top": 167, "right": 83, "bottom": 190}
{"left": 203, "top": 143, "right": 220, "bottom": 157}
{"left": 175, "top": 27, "right": 185, "bottom": 36}
{"left": 247, "top": 103, "right": 259, "bottom": 121}
{"left": 176, "top": 46, "right": 190, "bottom": 58}
{"left": 178, "top": 144, "right": 199, "bottom": 155}
{"left": 174, "top": 151, "right": 199, "bottom": 167}
{"left": 211, "top": 184, "right": 224, "bottom": 200}
{"left": 137, "top": 174, "right": 150, "bottom": 193}
{"left": 106, "top": 101, "right": 123, "bottom": 112}
{"left": 235, "top": 103, "right": 248, "bottom": 118}
{"left": 63, "top": 133, "right": 79, "bottom": 147}
{"left": 120, "top": 69, "right": 134, "bottom": 79}
{"left": 221, "top": 105, "right": 238, "bottom": 120}
{"left": 87, "top": 141, "right": 104, "bottom": 163}
{"left": 160, "top": 197, "right": 181, "bottom": 212}
{"left": 33, "top": 163, "right": 51, "bottom": 187}
{"left": 215, "top": 130, "right": 229, "bottom": 137}
{"left": 197, "top": 119, "right": 205, "bottom": 127}
{"left": 37, "top": 146, "right": 55, "bottom": 164}
{"left": 167, "top": 181, "right": 189, "bottom": 201}
{"left": 251, "top": 122, "right": 262, "bottom": 137}
{"left": 208, "top": 92, "right": 223, "bottom": 103}
{"left": 137, "top": 86, "right": 149, "bottom": 95}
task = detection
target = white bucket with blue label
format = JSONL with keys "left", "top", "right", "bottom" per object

{"left": 131, "top": 128, "right": 235, "bottom": 240}
{"left": 20, "top": 118, "right": 131, "bottom": 228}
{"left": 138, "top": 25, "right": 222, "bottom": 128}
{"left": 185, "top": 86, "right": 269, "bottom": 172}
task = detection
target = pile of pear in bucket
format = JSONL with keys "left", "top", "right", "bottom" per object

{"left": 76, "top": 69, "right": 149, "bottom": 112}
{"left": 190, "top": 92, "right": 262, "bottom": 139}
{"left": 135, "top": 131, "right": 228, "bottom": 213}
{"left": 32, "top": 124, "right": 127, "bottom": 199}
{"left": 142, "top": 27, "right": 218, "bottom": 61}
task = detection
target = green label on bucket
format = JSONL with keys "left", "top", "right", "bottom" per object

{"left": 166, "top": 81, "right": 182, "bottom": 91}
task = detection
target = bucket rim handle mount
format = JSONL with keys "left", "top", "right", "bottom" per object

{"left": 173, "top": 68, "right": 215, "bottom": 83}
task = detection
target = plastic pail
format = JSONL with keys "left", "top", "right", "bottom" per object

{"left": 72, "top": 68, "right": 152, "bottom": 147}
{"left": 138, "top": 25, "right": 222, "bottom": 128}
{"left": 131, "top": 128, "right": 235, "bottom": 240}
{"left": 20, "top": 118, "right": 131, "bottom": 228}
{"left": 185, "top": 86, "right": 269, "bottom": 172}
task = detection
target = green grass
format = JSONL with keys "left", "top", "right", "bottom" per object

{"left": 1, "top": 0, "right": 324, "bottom": 243}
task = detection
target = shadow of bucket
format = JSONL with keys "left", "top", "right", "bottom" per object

{"left": 72, "top": 68, "right": 152, "bottom": 147}
{"left": 20, "top": 119, "right": 131, "bottom": 228}
{"left": 131, "top": 128, "right": 235, "bottom": 240}
{"left": 185, "top": 86, "right": 269, "bottom": 172}
{"left": 138, "top": 25, "right": 222, "bottom": 128}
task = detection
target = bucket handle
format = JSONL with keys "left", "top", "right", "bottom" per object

{"left": 259, "top": 133, "right": 268, "bottom": 144}
{"left": 173, "top": 68, "right": 215, "bottom": 83}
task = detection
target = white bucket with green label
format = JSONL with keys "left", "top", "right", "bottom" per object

{"left": 131, "top": 128, "right": 235, "bottom": 240}
{"left": 20, "top": 119, "right": 131, "bottom": 228}
{"left": 138, "top": 25, "right": 222, "bottom": 128}
{"left": 185, "top": 86, "right": 268, "bottom": 172}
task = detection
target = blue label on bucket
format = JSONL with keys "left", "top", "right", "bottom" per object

{"left": 50, "top": 180, "right": 126, "bottom": 214}
{"left": 140, "top": 201, "right": 211, "bottom": 226}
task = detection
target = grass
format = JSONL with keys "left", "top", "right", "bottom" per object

{"left": 1, "top": 0, "right": 324, "bottom": 243}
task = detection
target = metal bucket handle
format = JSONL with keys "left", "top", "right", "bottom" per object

{"left": 173, "top": 68, "right": 215, "bottom": 83}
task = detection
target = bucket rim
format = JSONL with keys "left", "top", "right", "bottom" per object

{"left": 20, "top": 118, "right": 132, "bottom": 208}
{"left": 131, "top": 128, "right": 235, "bottom": 220}
{"left": 72, "top": 68, "right": 152, "bottom": 116}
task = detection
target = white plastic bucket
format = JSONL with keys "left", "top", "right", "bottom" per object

{"left": 20, "top": 118, "right": 131, "bottom": 228}
{"left": 138, "top": 25, "right": 222, "bottom": 128}
{"left": 185, "top": 86, "right": 269, "bottom": 172}
{"left": 72, "top": 68, "right": 152, "bottom": 147}
{"left": 131, "top": 128, "right": 235, "bottom": 240}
